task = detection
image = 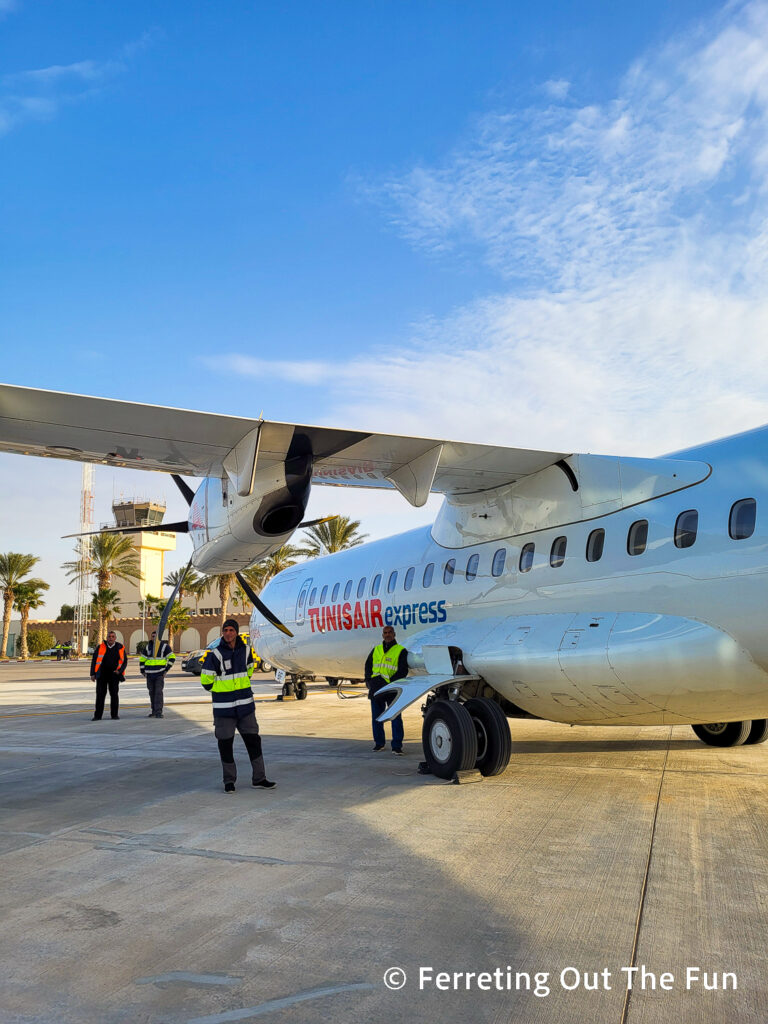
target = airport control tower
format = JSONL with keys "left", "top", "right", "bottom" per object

{"left": 111, "top": 498, "right": 177, "bottom": 617}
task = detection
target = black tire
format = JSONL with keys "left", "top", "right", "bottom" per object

{"left": 745, "top": 719, "right": 768, "bottom": 744}
{"left": 464, "top": 697, "right": 512, "bottom": 776}
{"left": 422, "top": 700, "right": 478, "bottom": 780}
{"left": 295, "top": 679, "right": 308, "bottom": 700}
{"left": 692, "top": 721, "right": 751, "bottom": 747}
{"left": 326, "top": 678, "right": 339, "bottom": 687}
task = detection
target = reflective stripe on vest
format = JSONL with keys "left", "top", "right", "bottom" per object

{"left": 371, "top": 643, "right": 404, "bottom": 683}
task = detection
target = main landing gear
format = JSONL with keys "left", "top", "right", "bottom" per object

{"left": 421, "top": 697, "right": 512, "bottom": 780}
{"left": 691, "top": 719, "right": 768, "bottom": 746}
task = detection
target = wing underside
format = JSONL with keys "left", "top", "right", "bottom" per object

{"left": 0, "top": 384, "right": 567, "bottom": 502}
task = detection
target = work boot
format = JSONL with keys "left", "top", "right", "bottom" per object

{"left": 373, "top": 744, "right": 385, "bottom": 751}
{"left": 252, "top": 778, "right": 276, "bottom": 789}
{"left": 224, "top": 782, "right": 236, "bottom": 794}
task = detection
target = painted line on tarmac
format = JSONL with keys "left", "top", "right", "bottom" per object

{"left": 0, "top": 696, "right": 290, "bottom": 719}
{"left": 138, "top": 972, "right": 243, "bottom": 987}
{"left": 186, "top": 983, "right": 377, "bottom": 1023}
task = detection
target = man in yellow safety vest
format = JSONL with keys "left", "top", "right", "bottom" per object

{"left": 364, "top": 625, "right": 408, "bottom": 754}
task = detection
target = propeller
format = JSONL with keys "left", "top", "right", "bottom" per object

{"left": 236, "top": 571, "right": 294, "bottom": 638}
{"left": 62, "top": 521, "right": 189, "bottom": 539}
{"left": 298, "top": 514, "right": 338, "bottom": 529}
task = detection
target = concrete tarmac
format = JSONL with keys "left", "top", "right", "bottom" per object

{"left": 0, "top": 660, "right": 766, "bottom": 1024}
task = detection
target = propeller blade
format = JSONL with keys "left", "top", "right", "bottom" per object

{"left": 62, "top": 521, "right": 190, "bottom": 539}
{"left": 156, "top": 556, "right": 194, "bottom": 645}
{"left": 298, "top": 514, "right": 339, "bottom": 529}
{"left": 235, "top": 571, "right": 294, "bottom": 638}
{"left": 172, "top": 474, "right": 195, "bottom": 506}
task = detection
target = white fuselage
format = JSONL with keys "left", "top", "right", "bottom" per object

{"left": 252, "top": 426, "right": 768, "bottom": 728}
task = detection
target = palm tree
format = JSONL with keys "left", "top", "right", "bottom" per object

{"left": 186, "top": 572, "right": 213, "bottom": 613}
{"left": 0, "top": 553, "right": 41, "bottom": 660}
{"left": 90, "top": 589, "right": 122, "bottom": 646}
{"left": 13, "top": 578, "right": 50, "bottom": 660}
{"left": 63, "top": 532, "right": 142, "bottom": 597}
{"left": 218, "top": 573, "right": 235, "bottom": 626}
{"left": 164, "top": 566, "right": 203, "bottom": 602}
{"left": 241, "top": 545, "right": 303, "bottom": 594}
{"left": 159, "top": 601, "right": 191, "bottom": 650}
{"left": 297, "top": 517, "right": 367, "bottom": 558}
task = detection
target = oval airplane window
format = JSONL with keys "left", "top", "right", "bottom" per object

{"left": 491, "top": 549, "right": 506, "bottom": 577}
{"left": 344, "top": 580, "right": 353, "bottom": 601}
{"left": 550, "top": 536, "right": 566, "bottom": 568}
{"left": 423, "top": 562, "right": 434, "bottom": 588}
{"left": 519, "top": 543, "right": 534, "bottom": 572}
{"left": 466, "top": 554, "right": 479, "bottom": 581}
{"left": 371, "top": 574, "right": 381, "bottom": 596}
{"left": 404, "top": 567, "right": 415, "bottom": 591}
{"left": 443, "top": 559, "right": 456, "bottom": 584}
{"left": 627, "top": 520, "right": 648, "bottom": 556}
{"left": 357, "top": 577, "right": 367, "bottom": 599}
{"left": 309, "top": 587, "right": 317, "bottom": 606}
{"left": 388, "top": 570, "right": 398, "bottom": 593}
{"left": 331, "top": 582, "right": 340, "bottom": 602}
{"left": 729, "top": 498, "right": 756, "bottom": 540}
{"left": 674, "top": 509, "right": 698, "bottom": 549}
{"left": 320, "top": 585, "right": 328, "bottom": 604}
{"left": 586, "top": 529, "right": 605, "bottom": 563}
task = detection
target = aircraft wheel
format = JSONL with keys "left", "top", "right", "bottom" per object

{"left": 691, "top": 721, "right": 751, "bottom": 746}
{"left": 326, "top": 677, "right": 339, "bottom": 687}
{"left": 260, "top": 660, "right": 273, "bottom": 674}
{"left": 464, "top": 697, "right": 512, "bottom": 776}
{"left": 422, "top": 700, "right": 478, "bottom": 779}
{"left": 295, "top": 679, "right": 308, "bottom": 700}
{"left": 745, "top": 719, "right": 768, "bottom": 744}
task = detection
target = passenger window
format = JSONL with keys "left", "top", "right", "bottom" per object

{"left": 491, "top": 549, "right": 506, "bottom": 577}
{"left": 344, "top": 580, "right": 353, "bottom": 601}
{"left": 586, "top": 529, "right": 605, "bottom": 563}
{"left": 309, "top": 587, "right": 317, "bottom": 606}
{"left": 466, "top": 554, "right": 479, "bottom": 581}
{"left": 404, "top": 567, "right": 415, "bottom": 591}
{"left": 730, "top": 498, "right": 756, "bottom": 540}
{"left": 550, "top": 536, "right": 566, "bottom": 568}
{"left": 331, "top": 582, "right": 340, "bottom": 602}
{"left": 371, "top": 574, "right": 381, "bottom": 596}
{"left": 674, "top": 510, "right": 698, "bottom": 549}
{"left": 388, "top": 571, "right": 398, "bottom": 593}
{"left": 444, "top": 559, "right": 455, "bottom": 584}
{"left": 423, "top": 562, "right": 434, "bottom": 588}
{"left": 357, "top": 578, "right": 367, "bottom": 599}
{"left": 627, "top": 520, "right": 648, "bottom": 556}
{"left": 320, "top": 585, "right": 328, "bottom": 604}
{"left": 519, "top": 543, "right": 534, "bottom": 572}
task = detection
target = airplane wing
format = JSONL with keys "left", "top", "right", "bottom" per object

{"left": 0, "top": 384, "right": 568, "bottom": 505}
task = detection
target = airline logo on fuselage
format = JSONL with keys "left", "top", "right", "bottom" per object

{"left": 307, "top": 599, "right": 447, "bottom": 633}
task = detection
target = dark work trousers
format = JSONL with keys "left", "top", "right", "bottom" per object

{"left": 94, "top": 672, "right": 121, "bottom": 719}
{"left": 145, "top": 672, "right": 166, "bottom": 715}
{"left": 213, "top": 712, "right": 266, "bottom": 785}
{"left": 371, "top": 690, "right": 404, "bottom": 751}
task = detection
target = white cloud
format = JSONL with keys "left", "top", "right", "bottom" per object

{"left": 0, "top": 33, "right": 155, "bottom": 136}
{"left": 543, "top": 79, "right": 570, "bottom": 100}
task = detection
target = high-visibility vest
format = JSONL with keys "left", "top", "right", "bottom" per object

{"left": 371, "top": 643, "right": 405, "bottom": 683}
{"left": 140, "top": 639, "right": 175, "bottom": 673}
{"left": 200, "top": 637, "right": 255, "bottom": 718}
{"left": 93, "top": 642, "right": 126, "bottom": 674}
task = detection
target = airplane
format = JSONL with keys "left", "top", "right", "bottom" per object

{"left": 1, "top": 382, "right": 767, "bottom": 780}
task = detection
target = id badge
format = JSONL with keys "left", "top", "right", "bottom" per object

{"left": 224, "top": 659, "right": 232, "bottom": 671}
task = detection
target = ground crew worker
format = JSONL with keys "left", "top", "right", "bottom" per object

{"left": 140, "top": 630, "right": 175, "bottom": 718}
{"left": 200, "top": 619, "right": 276, "bottom": 793}
{"left": 90, "top": 630, "right": 126, "bottom": 721}
{"left": 365, "top": 625, "right": 408, "bottom": 754}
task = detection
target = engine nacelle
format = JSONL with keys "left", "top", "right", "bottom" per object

{"left": 187, "top": 454, "right": 313, "bottom": 575}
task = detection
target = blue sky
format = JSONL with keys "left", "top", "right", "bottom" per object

{"left": 3, "top": 0, "right": 767, "bottom": 615}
